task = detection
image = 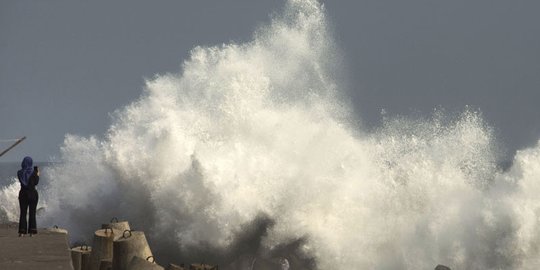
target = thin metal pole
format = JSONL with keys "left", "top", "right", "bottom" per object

{"left": 0, "top": 136, "right": 26, "bottom": 157}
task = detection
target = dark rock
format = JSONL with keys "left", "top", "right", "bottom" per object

{"left": 435, "top": 264, "right": 451, "bottom": 270}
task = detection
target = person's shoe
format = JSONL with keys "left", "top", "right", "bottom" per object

{"left": 18, "top": 233, "right": 23, "bottom": 237}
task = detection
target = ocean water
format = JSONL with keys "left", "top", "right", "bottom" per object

{"left": 2, "top": 0, "right": 540, "bottom": 269}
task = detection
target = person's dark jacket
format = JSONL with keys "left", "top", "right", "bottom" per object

{"left": 19, "top": 169, "right": 39, "bottom": 201}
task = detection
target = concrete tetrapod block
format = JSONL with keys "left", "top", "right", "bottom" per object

{"left": 112, "top": 230, "right": 153, "bottom": 270}
{"left": 99, "top": 258, "right": 113, "bottom": 270}
{"left": 101, "top": 217, "right": 131, "bottom": 232}
{"left": 88, "top": 228, "right": 122, "bottom": 270}
{"left": 71, "top": 245, "right": 92, "bottom": 270}
{"left": 128, "top": 256, "right": 164, "bottom": 270}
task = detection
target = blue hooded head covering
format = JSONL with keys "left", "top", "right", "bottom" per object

{"left": 17, "top": 156, "right": 33, "bottom": 187}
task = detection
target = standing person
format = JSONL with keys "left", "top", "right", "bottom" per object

{"left": 17, "top": 156, "right": 39, "bottom": 237}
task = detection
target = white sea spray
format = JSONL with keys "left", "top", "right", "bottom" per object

{"left": 1, "top": 0, "right": 540, "bottom": 269}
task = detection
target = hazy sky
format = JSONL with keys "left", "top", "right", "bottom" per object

{"left": 1, "top": 0, "right": 539, "bottom": 162}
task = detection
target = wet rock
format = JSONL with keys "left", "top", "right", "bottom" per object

{"left": 435, "top": 265, "right": 451, "bottom": 270}
{"left": 166, "top": 263, "right": 186, "bottom": 270}
{"left": 128, "top": 256, "right": 164, "bottom": 270}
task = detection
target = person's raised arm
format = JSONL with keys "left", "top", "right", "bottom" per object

{"left": 32, "top": 166, "right": 39, "bottom": 186}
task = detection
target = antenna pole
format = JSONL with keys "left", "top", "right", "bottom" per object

{"left": 0, "top": 136, "right": 26, "bottom": 157}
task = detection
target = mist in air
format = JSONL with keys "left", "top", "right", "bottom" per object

{"left": 2, "top": 0, "right": 540, "bottom": 269}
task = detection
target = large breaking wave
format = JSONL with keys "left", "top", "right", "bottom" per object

{"left": 2, "top": 0, "right": 540, "bottom": 269}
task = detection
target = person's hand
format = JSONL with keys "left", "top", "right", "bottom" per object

{"left": 34, "top": 166, "right": 39, "bottom": 176}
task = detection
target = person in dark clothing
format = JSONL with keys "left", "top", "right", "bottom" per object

{"left": 17, "top": 156, "right": 39, "bottom": 237}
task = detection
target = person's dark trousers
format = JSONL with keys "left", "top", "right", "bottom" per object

{"left": 18, "top": 189, "right": 38, "bottom": 234}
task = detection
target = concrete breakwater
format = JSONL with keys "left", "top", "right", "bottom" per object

{"left": 0, "top": 220, "right": 218, "bottom": 270}
{"left": 72, "top": 218, "right": 219, "bottom": 270}
{"left": 1, "top": 220, "right": 452, "bottom": 270}
{"left": 0, "top": 222, "right": 73, "bottom": 270}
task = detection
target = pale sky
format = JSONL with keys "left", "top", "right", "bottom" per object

{"left": 1, "top": 0, "right": 539, "bottom": 162}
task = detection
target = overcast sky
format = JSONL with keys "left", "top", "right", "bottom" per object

{"left": 1, "top": 0, "right": 539, "bottom": 162}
